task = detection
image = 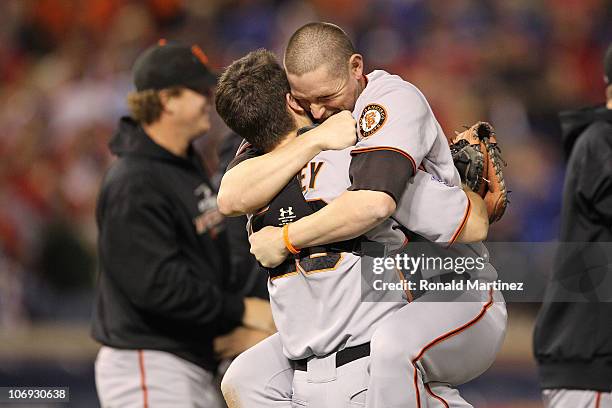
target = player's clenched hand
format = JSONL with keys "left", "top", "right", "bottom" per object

{"left": 249, "top": 226, "right": 289, "bottom": 268}
{"left": 311, "top": 110, "right": 357, "bottom": 151}
{"left": 242, "top": 297, "right": 276, "bottom": 333}
{"left": 214, "top": 326, "right": 272, "bottom": 359}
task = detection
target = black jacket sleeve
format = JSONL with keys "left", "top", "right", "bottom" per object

{"left": 576, "top": 146, "right": 612, "bottom": 224}
{"left": 98, "top": 179, "right": 244, "bottom": 327}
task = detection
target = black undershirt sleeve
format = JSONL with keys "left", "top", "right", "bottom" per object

{"left": 348, "top": 149, "right": 415, "bottom": 203}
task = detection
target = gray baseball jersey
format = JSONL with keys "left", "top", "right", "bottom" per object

{"left": 256, "top": 147, "right": 470, "bottom": 360}
{"left": 225, "top": 70, "right": 504, "bottom": 408}
{"left": 351, "top": 70, "right": 464, "bottom": 239}
{"left": 351, "top": 70, "right": 493, "bottom": 278}
{"left": 354, "top": 71, "right": 459, "bottom": 180}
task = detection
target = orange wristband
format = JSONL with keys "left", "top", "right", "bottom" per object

{"left": 282, "top": 224, "right": 300, "bottom": 255}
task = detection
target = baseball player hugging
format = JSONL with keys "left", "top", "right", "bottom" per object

{"left": 215, "top": 22, "right": 509, "bottom": 408}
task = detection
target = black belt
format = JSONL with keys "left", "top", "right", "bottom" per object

{"left": 292, "top": 342, "right": 371, "bottom": 371}
{"left": 303, "top": 239, "right": 386, "bottom": 259}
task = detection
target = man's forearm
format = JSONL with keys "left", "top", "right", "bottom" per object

{"left": 287, "top": 188, "right": 488, "bottom": 247}
{"left": 287, "top": 190, "right": 396, "bottom": 248}
{"left": 218, "top": 133, "right": 323, "bottom": 216}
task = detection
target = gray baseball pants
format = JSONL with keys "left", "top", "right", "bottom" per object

{"left": 95, "top": 346, "right": 223, "bottom": 408}
{"left": 543, "top": 389, "right": 612, "bottom": 408}
{"left": 222, "top": 289, "right": 506, "bottom": 407}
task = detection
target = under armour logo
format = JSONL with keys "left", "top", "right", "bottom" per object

{"left": 279, "top": 207, "right": 294, "bottom": 218}
{"left": 278, "top": 207, "right": 296, "bottom": 225}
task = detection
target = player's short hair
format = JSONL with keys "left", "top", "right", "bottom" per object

{"left": 215, "top": 49, "right": 296, "bottom": 152}
{"left": 284, "top": 22, "right": 356, "bottom": 77}
{"left": 126, "top": 87, "right": 183, "bottom": 124}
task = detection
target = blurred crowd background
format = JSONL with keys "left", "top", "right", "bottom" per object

{"left": 0, "top": 0, "right": 610, "bottom": 406}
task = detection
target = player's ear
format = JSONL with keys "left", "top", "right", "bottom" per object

{"left": 158, "top": 89, "right": 174, "bottom": 115}
{"left": 349, "top": 54, "right": 363, "bottom": 80}
{"left": 286, "top": 93, "right": 305, "bottom": 114}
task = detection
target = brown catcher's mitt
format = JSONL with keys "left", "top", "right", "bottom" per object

{"left": 449, "top": 121, "right": 508, "bottom": 223}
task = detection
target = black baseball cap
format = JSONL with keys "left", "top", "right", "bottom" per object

{"left": 132, "top": 39, "right": 218, "bottom": 94}
{"left": 605, "top": 43, "right": 612, "bottom": 84}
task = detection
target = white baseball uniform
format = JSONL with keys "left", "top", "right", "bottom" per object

{"left": 222, "top": 70, "right": 506, "bottom": 408}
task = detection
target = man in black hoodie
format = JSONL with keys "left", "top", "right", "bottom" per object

{"left": 92, "top": 41, "right": 276, "bottom": 408}
{"left": 533, "top": 44, "right": 612, "bottom": 407}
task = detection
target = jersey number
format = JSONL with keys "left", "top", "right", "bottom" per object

{"left": 268, "top": 252, "right": 343, "bottom": 280}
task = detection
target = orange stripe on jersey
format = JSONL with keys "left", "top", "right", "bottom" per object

{"left": 269, "top": 271, "right": 299, "bottom": 281}
{"left": 254, "top": 205, "right": 269, "bottom": 215}
{"left": 448, "top": 196, "right": 472, "bottom": 245}
{"left": 424, "top": 383, "right": 449, "bottom": 408}
{"left": 411, "top": 289, "right": 494, "bottom": 407}
{"left": 301, "top": 253, "right": 343, "bottom": 275}
{"left": 138, "top": 350, "right": 149, "bottom": 408}
{"left": 350, "top": 146, "right": 417, "bottom": 174}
